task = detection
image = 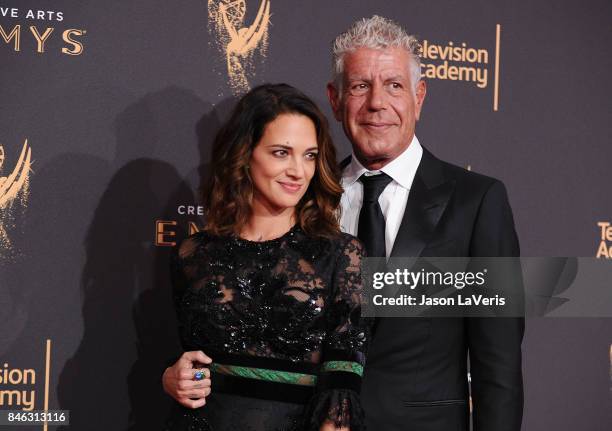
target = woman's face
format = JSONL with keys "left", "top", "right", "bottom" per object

{"left": 249, "top": 113, "right": 318, "bottom": 214}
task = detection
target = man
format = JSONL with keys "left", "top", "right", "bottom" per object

{"left": 163, "top": 15, "right": 523, "bottom": 431}
{"left": 327, "top": 15, "right": 523, "bottom": 431}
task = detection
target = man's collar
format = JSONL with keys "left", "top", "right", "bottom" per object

{"left": 342, "top": 136, "right": 423, "bottom": 189}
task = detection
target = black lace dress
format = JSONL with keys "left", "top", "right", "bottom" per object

{"left": 163, "top": 225, "right": 370, "bottom": 431}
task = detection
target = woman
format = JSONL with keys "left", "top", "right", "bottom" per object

{"left": 163, "top": 84, "right": 369, "bottom": 431}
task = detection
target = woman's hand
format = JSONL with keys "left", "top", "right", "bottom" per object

{"left": 162, "top": 351, "right": 213, "bottom": 409}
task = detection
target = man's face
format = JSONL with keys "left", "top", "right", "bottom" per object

{"left": 327, "top": 47, "right": 426, "bottom": 170}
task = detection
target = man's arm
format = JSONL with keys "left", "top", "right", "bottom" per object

{"left": 162, "top": 351, "right": 213, "bottom": 409}
{"left": 467, "top": 180, "right": 524, "bottom": 431}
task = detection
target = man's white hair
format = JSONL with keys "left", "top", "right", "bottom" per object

{"left": 331, "top": 15, "right": 422, "bottom": 94}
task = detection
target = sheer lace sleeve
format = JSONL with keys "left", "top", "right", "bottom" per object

{"left": 169, "top": 235, "right": 200, "bottom": 310}
{"left": 169, "top": 234, "right": 209, "bottom": 355}
{"left": 305, "top": 236, "right": 371, "bottom": 431}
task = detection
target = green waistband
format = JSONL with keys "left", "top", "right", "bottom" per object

{"left": 321, "top": 360, "right": 364, "bottom": 376}
{"left": 209, "top": 360, "right": 363, "bottom": 386}
{"left": 209, "top": 363, "right": 316, "bottom": 386}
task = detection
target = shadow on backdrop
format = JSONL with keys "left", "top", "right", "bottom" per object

{"left": 56, "top": 87, "right": 227, "bottom": 431}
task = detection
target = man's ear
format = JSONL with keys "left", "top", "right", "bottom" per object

{"left": 414, "top": 79, "right": 427, "bottom": 121}
{"left": 326, "top": 82, "right": 342, "bottom": 121}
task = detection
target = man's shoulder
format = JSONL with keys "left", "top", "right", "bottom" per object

{"left": 441, "top": 158, "right": 500, "bottom": 185}
{"left": 430, "top": 152, "right": 506, "bottom": 195}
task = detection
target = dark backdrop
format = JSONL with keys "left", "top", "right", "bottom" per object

{"left": 1, "top": 1, "right": 611, "bottom": 429}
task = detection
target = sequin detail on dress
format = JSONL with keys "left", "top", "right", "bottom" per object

{"left": 165, "top": 227, "right": 370, "bottom": 431}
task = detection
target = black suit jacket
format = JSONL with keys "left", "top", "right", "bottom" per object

{"left": 345, "top": 147, "right": 524, "bottom": 431}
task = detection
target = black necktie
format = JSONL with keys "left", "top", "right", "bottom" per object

{"left": 357, "top": 172, "right": 393, "bottom": 257}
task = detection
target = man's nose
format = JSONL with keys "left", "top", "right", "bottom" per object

{"left": 366, "top": 82, "right": 386, "bottom": 111}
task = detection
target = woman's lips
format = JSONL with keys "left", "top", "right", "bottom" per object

{"left": 277, "top": 181, "right": 302, "bottom": 193}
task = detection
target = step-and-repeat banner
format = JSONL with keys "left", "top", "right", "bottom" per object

{"left": 1, "top": 0, "right": 611, "bottom": 429}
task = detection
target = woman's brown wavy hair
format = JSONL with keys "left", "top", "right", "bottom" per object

{"left": 202, "top": 83, "right": 343, "bottom": 238}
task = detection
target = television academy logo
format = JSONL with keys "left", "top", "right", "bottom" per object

{"left": 207, "top": 0, "right": 271, "bottom": 95}
{"left": 420, "top": 25, "right": 503, "bottom": 111}
{"left": 0, "top": 340, "right": 53, "bottom": 412}
{"left": 596, "top": 221, "right": 612, "bottom": 259}
{"left": 0, "top": 139, "right": 32, "bottom": 256}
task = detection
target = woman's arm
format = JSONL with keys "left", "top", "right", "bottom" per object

{"left": 306, "top": 236, "right": 371, "bottom": 431}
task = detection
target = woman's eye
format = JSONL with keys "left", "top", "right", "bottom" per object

{"left": 305, "top": 152, "right": 318, "bottom": 160}
{"left": 272, "top": 150, "right": 288, "bottom": 157}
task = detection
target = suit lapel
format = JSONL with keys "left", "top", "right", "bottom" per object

{"left": 390, "top": 148, "right": 455, "bottom": 258}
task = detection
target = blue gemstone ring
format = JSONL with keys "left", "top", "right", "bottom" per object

{"left": 193, "top": 370, "right": 205, "bottom": 381}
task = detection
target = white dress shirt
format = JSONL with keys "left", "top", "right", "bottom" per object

{"left": 339, "top": 136, "right": 423, "bottom": 257}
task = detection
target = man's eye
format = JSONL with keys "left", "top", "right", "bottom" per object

{"left": 390, "top": 82, "right": 402, "bottom": 89}
{"left": 349, "top": 83, "right": 369, "bottom": 96}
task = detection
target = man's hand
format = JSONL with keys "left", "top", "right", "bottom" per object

{"left": 162, "top": 351, "right": 213, "bottom": 409}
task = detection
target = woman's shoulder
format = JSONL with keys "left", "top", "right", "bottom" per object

{"left": 335, "top": 232, "right": 366, "bottom": 255}
{"left": 310, "top": 232, "right": 366, "bottom": 262}
{"left": 296, "top": 230, "right": 365, "bottom": 253}
{"left": 175, "top": 230, "right": 220, "bottom": 260}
